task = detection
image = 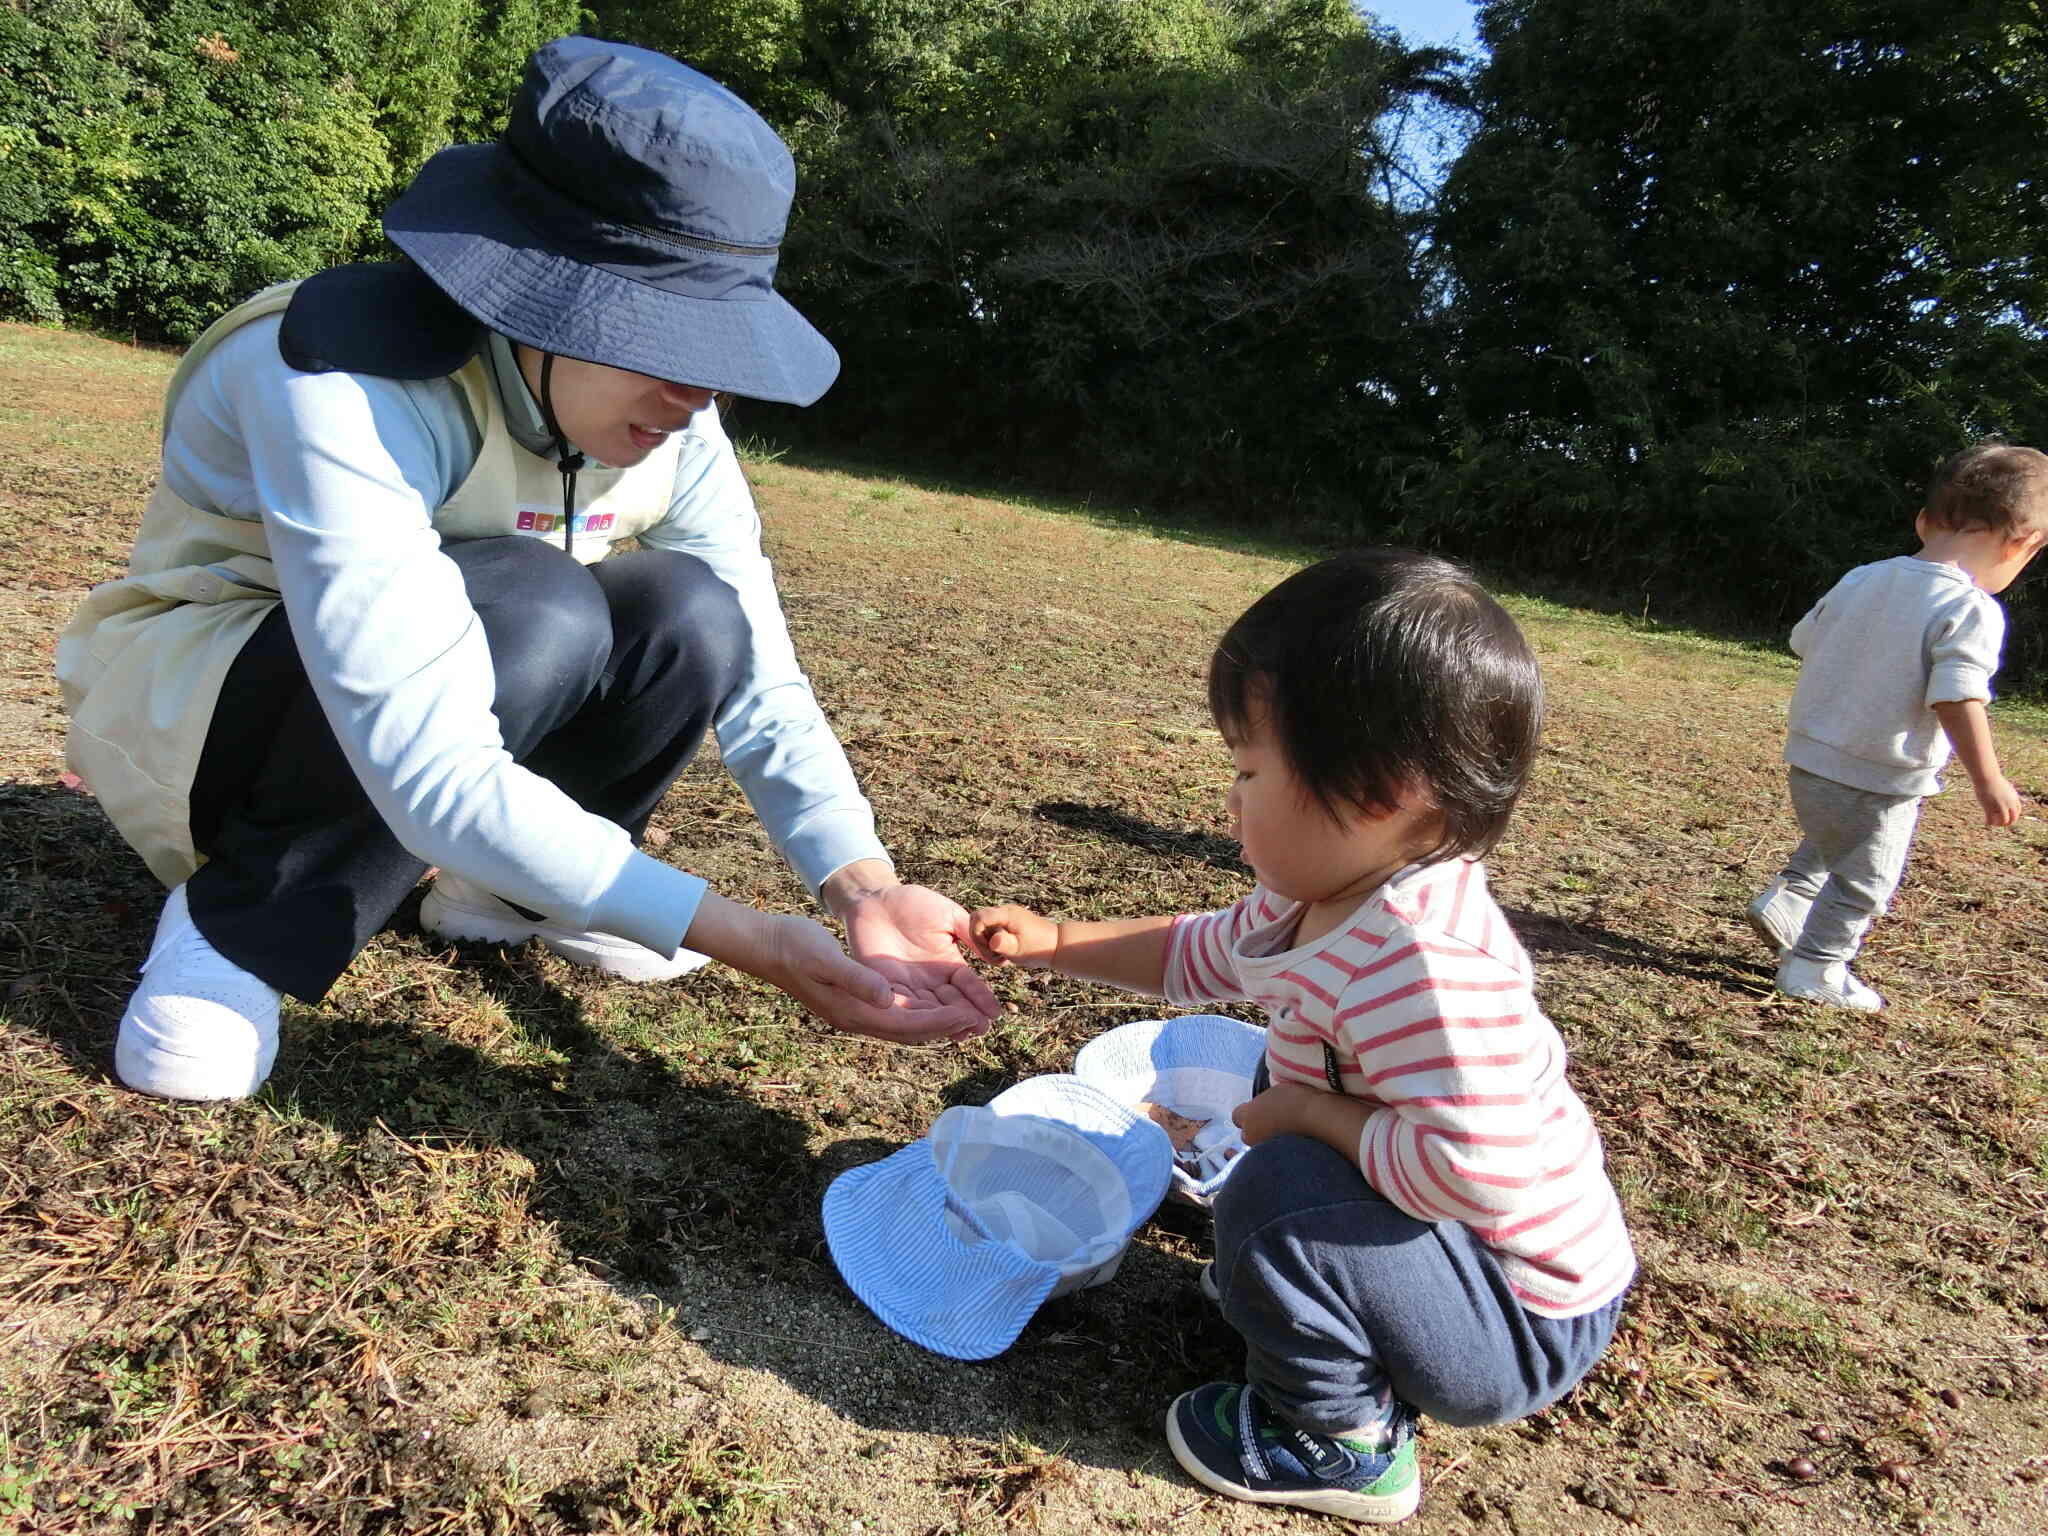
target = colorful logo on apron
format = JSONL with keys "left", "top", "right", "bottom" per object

{"left": 515, "top": 509, "right": 617, "bottom": 536}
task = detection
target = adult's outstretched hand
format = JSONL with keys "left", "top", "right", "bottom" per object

{"left": 753, "top": 910, "right": 956, "bottom": 1041}
{"left": 681, "top": 891, "right": 914, "bottom": 1036}
{"left": 830, "top": 874, "right": 1003, "bottom": 1042}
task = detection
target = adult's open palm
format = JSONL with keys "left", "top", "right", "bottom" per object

{"left": 842, "top": 883, "right": 1002, "bottom": 1041}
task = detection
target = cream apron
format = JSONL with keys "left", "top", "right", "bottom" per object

{"left": 55, "top": 280, "right": 686, "bottom": 886}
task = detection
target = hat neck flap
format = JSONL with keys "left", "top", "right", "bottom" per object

{"left": 279, "top": 262, "right": 482, "bottom": 379}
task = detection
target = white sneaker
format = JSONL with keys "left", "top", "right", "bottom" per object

{"left": 116, "top": 884, "right": 282, "bottom": 1101}
{"left": 420, "top": 873, "right": 710, "bottom": 983}
{"left": 1775, "top": 955, "right": 1885, "bottom": 1012}
{"left": 1199, "top": 1261, "right": 1222, "bottom": 1305}
{"left": 1745, "top": 877, "right": 1811, "bottom": 959}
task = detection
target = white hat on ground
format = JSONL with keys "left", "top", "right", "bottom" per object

{"left": 1072, "top": 1014, "right": 1267, "bottom": 1206}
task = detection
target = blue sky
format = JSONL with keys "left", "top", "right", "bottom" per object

{"left": 1354, "top": 3, "right": 1484, "bottom": 195}
{"left": 1361, "top": 0, "right": 1481, "bottom": 53}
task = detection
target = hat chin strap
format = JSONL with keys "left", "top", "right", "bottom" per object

{"left": 482, "top": 333, "right": 589, "bottom": 559}
{"left": 537, "top": 351, "right": 588, "bottom": 560}
{"left": 482, "top": 332, "right": 558, "bottom": 457}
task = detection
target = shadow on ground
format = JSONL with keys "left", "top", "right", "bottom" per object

{"left": 1034, "top": 800, "right": 1246, "bottom": 876}
{"left": 0, "top": 778, "right": 1240, "bottom": 1477}
{"left": 718, "top": 420, "right": 1821, "bottom": 671}
{"left": 1035, "top": 791, "right": 1762, "bottom": 996}
{"left": 1507, "top": 908, "right": 1763, "bottom": 993}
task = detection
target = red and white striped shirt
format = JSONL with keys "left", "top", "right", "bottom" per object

{"left": 1165, "top": 858, "right": 1635, "bottom": 1318}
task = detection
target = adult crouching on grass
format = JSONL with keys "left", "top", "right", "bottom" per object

{"left": 55, "top": 35, "right": 1001, "bottom": 1102}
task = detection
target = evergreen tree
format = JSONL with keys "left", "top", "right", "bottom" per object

{"left": 1425, "top": 0, "right": 2048, "bottom": 648}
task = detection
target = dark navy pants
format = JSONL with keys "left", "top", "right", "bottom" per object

{"left": 185, "top": 539, "right": 744, "bottom": 1002}
{"left": 1211, "top": 1129, "right": 1625, "bottom": 1437}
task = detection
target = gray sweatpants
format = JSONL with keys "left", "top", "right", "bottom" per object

{"left": 1210, "top": 1127, "right": 1624, "bottom": 1437}
{"left": 1779, "top": 766, "right": 1923, "bottom": 965}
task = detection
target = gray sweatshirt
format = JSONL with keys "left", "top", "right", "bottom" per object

{"left": 1784, "top": 555, "right": 2004, "bottom": 798}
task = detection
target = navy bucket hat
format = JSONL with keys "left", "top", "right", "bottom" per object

{"left": 383, "top": 35, "right": 839, "bottom": 406}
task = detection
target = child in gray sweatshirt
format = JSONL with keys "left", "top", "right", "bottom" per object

{"left": 1749, "top": 442, "right": 2048, "bottom": 1010}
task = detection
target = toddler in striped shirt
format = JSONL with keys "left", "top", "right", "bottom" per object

{"left": 972, "top": 549, "right": 1635, "bottom": 1524}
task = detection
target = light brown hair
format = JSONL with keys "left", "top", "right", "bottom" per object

{"left": 1924, "top": 442, "right": 2048, "bottom": 539}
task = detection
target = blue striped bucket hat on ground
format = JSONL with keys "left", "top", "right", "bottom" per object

{"left": 822, "top": 1075, "right": 1173, "bottom": 1361}
{"left": 1072, "top": 1015, "right": 1268, "bottom": 1207}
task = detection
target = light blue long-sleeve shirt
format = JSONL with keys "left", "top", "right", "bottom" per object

{"left": 160, "top": 317, "right": 887, "bottom": 957}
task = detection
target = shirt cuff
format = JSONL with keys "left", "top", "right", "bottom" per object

{"left": 586, "top": 850, "right": 708, "bottom": 959}
{"left": 782, "top": 809, "right": 891, "bottom": 902}
{"left": 1926, "top": 663, "right": 1993, "bottom": 707}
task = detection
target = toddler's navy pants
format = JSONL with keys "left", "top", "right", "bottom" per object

{"left": 1210, "top": 1067, "right": 1626, "bottom": 1437}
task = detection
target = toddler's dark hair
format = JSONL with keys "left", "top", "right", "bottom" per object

{"left": 1924, "top": 442, "right": 2048, "bottom": 539}
{"left": 1208, "top": 548, "right": 1543, "bottom": 863}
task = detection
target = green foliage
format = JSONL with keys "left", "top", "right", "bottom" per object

{"left": 0, "top": 1, "right": 379, "bottom": 337}
{"left": 590, "top": 0, "right": 1460, "bottom": 515}
{"left": 1429, "top": 0, "right": 2048, "bottom": 677}
{"left": 589, "top": 0, "right": 815, "bottom": 121}
{"left": 289, "top": 0, "right": 583, "bottom": 177}
{"left": 0, "top": 0, "right": 577, "bottom": 340}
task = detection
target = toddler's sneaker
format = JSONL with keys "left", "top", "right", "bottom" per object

{"left": 1199, "top": 1261, "right": 1222, "bottom": 1305}
{"left": 421, "top": 873, "right": 710, "bottom": 983}
{"left": 1745, "top": 877, "right": 1811, "bottom": 960}
{"left": 116, "top": 883, "right": 281, "bottom": 1101}
{"left": 1775, "top": 955, "right": 1884, "bottom": 1012}
{"left": 1166, "top": 1382, "right": 1420, "bottom": 1524}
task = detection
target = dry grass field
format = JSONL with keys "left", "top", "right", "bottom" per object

{"left": 2, "top": 321, "right": 2045, "bottom": 1534}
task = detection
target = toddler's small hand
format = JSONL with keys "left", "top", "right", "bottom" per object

{"left": 1978, "top": 775, "right": 2024, "bottom": 828}
{"left": 1233, "top": 1081, "right": 1317, "bottom": 1146}
{"left": 967, "top": 905, "right": 1059, "bottom": 968}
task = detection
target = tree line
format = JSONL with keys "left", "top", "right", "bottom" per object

{"left": 7, "top": 2, "right": 2045, "bottom": 681}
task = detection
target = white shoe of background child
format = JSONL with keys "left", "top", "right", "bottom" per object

{"left": 116, "top": 883, "right": 282, "bottom": 1101}
{"left": 1745, "top": 877, "right": 1811, "bottom": 959}
{"left": 420, "top": 873, "right": 710, "bottom": 982}
{"left": 1775, "top": 955, "right": 1884, "bottom": 1012}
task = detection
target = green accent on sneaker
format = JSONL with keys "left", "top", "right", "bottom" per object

{"left": 1354, "top": 1436, "right": 1419, "bottom": 1498}
{"left": 1166, "top": 1382, "right": 1422, "bottom": 1524}
{"left": 1204, "top": 1385, "right": 1242, "bottom": 1441}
